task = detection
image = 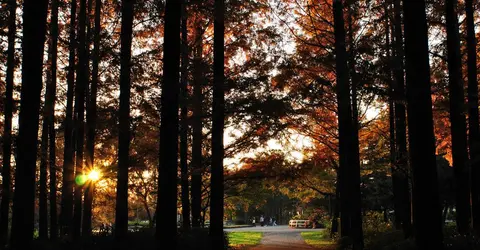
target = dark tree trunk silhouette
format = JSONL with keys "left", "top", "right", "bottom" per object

{"left": 445, "top": 0, "right": 471, "bottom": 234}
{"left": 402, "top": 0, "right": 444, "bottom": 248}
{"left": 0, "top": 0, "right": 16, "bottom": 245}
{"left": 83, "top": 0, "right": 102, "bottom": 238}
{"left": 346, "top": 3, "right": 363, "bottom": 246}
{"left": 191, "top": 14, "right": 204, "bottom": 229}
{"left": 333, "top": 1, "right": 363, "bottom": 248}
{"left": 156, "top": 0, "right": 181, "bottom": 246}
{"left": 210, "top": 0, "right": 225, "bottom": 248}
{"left": 39, "top": 0, "right": 61, "bottom": 239}
{"left": 384, "top": 5, "right": 401, "bottom": 231}
{"left": 60, "top": 0, "right": 77, "bottom": 236}
{"left": 39, "top": 110, "right": 49, "bottom": 240}
{"left": 466, "top": 0, "right": 480, "bottom": 231}
{"left": 180, "top": 0, "right": 191, "bottom": 231}
{"left": 392, "top": 0, "right": 412, "bottom": 238}
{"left": 334, "top": 0, "right": 351, "bottom": 238}
{"left": 330, "top": 172, "right": 340, "bottom": 237}
{"left": 84, "top": 0, "right": 92, "bottom": 111}
{"left": 346, "top": 0, "right": 359, "bottom": 142}
{"left": 49, "top": 0, "right": 59, "bottom": 240}
{"left": 10, "top": 0, "right": 48, "bottom": 247}
{"left": 73, "top": 0, "right": 88, "bottom": 239}
{"left": 115, "top": 0, "right": 134, "bottom": 241}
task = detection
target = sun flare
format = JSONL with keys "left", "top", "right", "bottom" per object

{"left": 88, "top": 169, "right": 101, "bottom": 182}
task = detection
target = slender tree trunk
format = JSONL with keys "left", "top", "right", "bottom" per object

{"left": 142, "top": 200, "right": 152, "bottom": 227}
{"left": 333, "top": 1, "right": 363, "bottom": 249}
{"left": 115, "top": 0, "right": 134, "bottom": 241}
{"left": 385, "top": 6, "right": 401, "bottom": 230}
{"left": 445, "top": 0, "right": 471, "bottom": 234}
{"left": 83, "top": 0, "right": 102, "bottom": 238}
{"left": 50, "top": 126, "right": 58, "bottom": 241}
{"left": 0, "top": 0, "right": 16, "bottom": 245}
{"left": 180, "top": 0, "right": 191, "bottom": 231}
{"left": 82, "top": 182, "right": 94, "bottom": 238}
{"left": 210, "top": 0, "right": 226, "bottom": 247}
{"left": 10, "top": 0, "right": 48, "bottom": 247}
{"left": 403, "top": 0, "right": 444, "bottom": 248}
{"left": 466, "top": 0, "right": 480, "bottom": 232}
{"left": 156, "top": 0, "right": 181, "bottom": 246}
{"left": 60, "top": 0, "right": 77, "bottom": 236}
{"left": 392, "top": 0, "right": 412, "bottom": 238}
{"left": 85, "top": 0, "right": 93, "bottom": 112}
{"left": 191, "top": 14, "right": 204, "bottom": 229}
{"left": 330, "top": 172, "right": 340, "bottom": 237}
{"left": 39, "top": 113, "right": 49, "bottom": 240}
{"left": 49, "top": 0, "right": 59, "bottom": 240}
{"left": 39, "top": 0, "right": 61, "bottom": 240}
{"left": 72, "top": 0, "right": 88, "bottom": 239}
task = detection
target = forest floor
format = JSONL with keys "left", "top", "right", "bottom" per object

{"left": 226, "top": 226, "right": 334, "bottom": 249}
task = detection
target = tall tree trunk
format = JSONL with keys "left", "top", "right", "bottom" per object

{"left": 402, "top": 0, "right": 444, "bottom": 248}
{"left": 10, "top": 0, "right": 48, "bottom": 247}
{"left": 210, "top": 0, "right": 225, "bottom": 248}
{"left": 392, "top": 0, "right": 412, "bottom": 238}
{"left": 191, "top": 14, "right": 204, "bottom": 229}
{"left": 346, "top": 0, "right": 359, "bottom": 136}
{"left": 60, "top": 0, "right": 77, "bottom": 236}
{"left": 333, "top": 1, "right": 363, "bottom": 249}
{"left": 346, "top": 3, "right": 364, "bottom": 247}
{"left": 115, "top": 0, "right": 134, "bottom": 241}
{"left": 466, "top": 0, "right": 480, "bottom": 232}
{"left": 156, "top": 0, "right": 181, "bottom": 246}
{"left": 180, "top": 0, "right": 191, "bottom": 231}
{"left": 39, "top": 0, "right": 61, "bottom": 240}
{"left": 72, "top": 0, "right": 88, "bottom": 239}
{"left": 384, "top": 4, "right": 400, "bottom": 230}
{"left": 85, "top": 0, "right": 93, "bottom": 112}
{"left": 445, "top": 0, "right": 471, "bottom": 234}
{"left": 0, "top": 0, "right": 16, "bottom": 245}
{"left": 49, "top": 0, "right": 59, "bottom": 240}
{"left": 334, "top": 0, "right": 351, "bottom": 238}
{"left": 39, "top": 110, "right": 49, "bottom": 240}
{"left": 83, "top": 0, "right": 102, "bottom": 238}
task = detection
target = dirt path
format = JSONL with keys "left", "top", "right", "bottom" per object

{"left": 225, "top": 225, "right": 321, "bottom": 249}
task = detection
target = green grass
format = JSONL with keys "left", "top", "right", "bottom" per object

{"left": 228, "top": 232, "right": 263, "bottom": 248}
{"left": 301, "top": 231, "right": 336, "bottom": 249}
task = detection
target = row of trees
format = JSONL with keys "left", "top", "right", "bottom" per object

{"left": 1, "top": 0, "right": 480, "bottom": 249}
{"left": 0, "top": 0, "right": 226, "bottom": 248}
{"left": 329, "top": 0, "right": 480, "bottom": 248}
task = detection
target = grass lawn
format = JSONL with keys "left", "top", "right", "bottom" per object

{"left": 301, "top": 231, "right": 336, "bottom": 250}
{"left": 228, "top": 232, "right": 263, "bottom": 248}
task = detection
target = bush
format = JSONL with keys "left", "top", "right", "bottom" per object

{"left": 362, "top": 211, "right": 394, "bottom": 248}
{"left": 364, "top": 220, "right": 480, "bottom": 250}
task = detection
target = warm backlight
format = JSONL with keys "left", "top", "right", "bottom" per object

{"left": 88, "top": 169, "right": 101, "bottom": 182}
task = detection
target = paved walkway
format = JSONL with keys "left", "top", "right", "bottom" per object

{"left": 225, "top": 225, "right": 323, "bottom": 249}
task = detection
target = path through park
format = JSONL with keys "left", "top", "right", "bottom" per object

{"left": 225, "top": 225, "right": 323, "bottom": 249}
